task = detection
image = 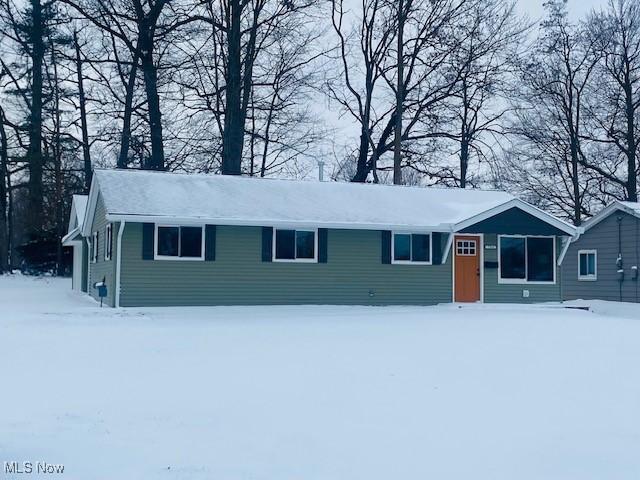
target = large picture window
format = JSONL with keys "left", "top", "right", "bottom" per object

{"left": 392, "top": 233, "right": 431, "bottom": 264}
{"left": 155, "top": 225, "right": 204, "bottom": 260}
{"left": 578, "top": 250, "right": 597, "bottom": 281}
{"left": 499, "top": 236, "right": 555, "bottom": 283}
{"left": 274, "top": 229, "right": 317, "bottom": 262}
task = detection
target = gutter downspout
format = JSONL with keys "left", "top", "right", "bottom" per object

{"left": 115, "top": 221, "right": 126, "bottom": 308}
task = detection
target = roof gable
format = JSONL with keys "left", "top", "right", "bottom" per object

{"left": 67, "top": 194, "right": 88, "bottom": 234}
{"left": 582, "top": 201, "right": 640, "bottom": 233}
{"left": 460, "top": 206, "right": 571, "bottom": 236}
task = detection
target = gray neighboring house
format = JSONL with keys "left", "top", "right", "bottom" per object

{"left": 70, "top": 169, "right": 576, "bottom": 307}
{"left": 62, "top": 194, "right": 89, "bottom": 292}
{"left": 562, "top": 201, "right": 640, "bottom": 303}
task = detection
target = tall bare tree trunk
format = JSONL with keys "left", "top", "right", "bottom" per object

{"left": 222, "top": 0, "right": 243, "bottom": 175}
{"left": 458, "top": 79, "right": 469, "bottom": 188}
{"left": 50, "top": 38, "right": 64, "bottom": 275}
{"left": 0, "top": 106, "right": 9, "bottom": 273}
{"left": 393, "top": 0, "right": 404, "bottom": 185}
{"left": 624, "top": 80, "right": 637, "bottom": 201}
{"left": 74, "top": 30, "right": 92, "bottom": 190}
{"left": 351, "top": 129, "right": 371, "bottom": 182}
{"left": 27, "top": 0, "right": 45, "bottom": 235}
{"left": 117, "top": 50, "right": 139, "bottom": 169}
{"left": 140, "top": 25, "right": 164, "bottom": 170}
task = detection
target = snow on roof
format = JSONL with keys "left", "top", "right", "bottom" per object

{"left": 73, "top": 195, "right": 88, "bottom": 228}
{"left": 618, "top": 201, "right": 640, "bottom": 213}
{"left": 92, "top": 169, "right": 517, "bottom": 231}
{"left": 582, "top": 200, "right": 640, "bottom": 233}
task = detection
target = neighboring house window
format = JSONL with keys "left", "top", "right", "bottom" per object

{"left": 155, "top": 225, "right": 204, "bottom": 260}
{"left": 273, "top": 229, "right": 317, "bottom": 262}
{"left": 578, "top": 250, "right": 597, "bottom": 281}
{"left": 392, "top": 233, "right": 431, "bottom": 264}
{"left": 499, "top": 235, "right": 555, "bottom": 283}
{"left": 91, "top": 232, "right": 98, "bottom": 263}
{"left": 104, "top": 224, "right": 113, "bottom": 261}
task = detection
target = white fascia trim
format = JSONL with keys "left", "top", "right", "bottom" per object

{"left": 61, "top": 227, "right": 81, "bottom": 246}
{"left": 115, "top": 221, "right": 126, "bottom": 308}
{"left": 81, "top": 175, "right": 100, "bottom": 237}
{"left": 106, "top": 213, "right": 454, "bottom": 233}
{"left": 66, "top": 202, "right": 78, "bottom": 234}
{"left": 581, "top": 201, "right": 640, "bottom": 233}
{"left": 453, "top": 198, "right": 577, "bottom": 236}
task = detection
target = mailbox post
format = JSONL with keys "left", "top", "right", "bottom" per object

{"left": 93, "top": 278, "right": 108, "bottom": 307}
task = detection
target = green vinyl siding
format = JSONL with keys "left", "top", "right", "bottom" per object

{"left": 119, "top": 224, "right": 452, "bottom": 307}
{"left": 87, "top": 193, "right": 117, "bottom": 306}
{"left": 482, "top": 233, "right": 562, "bottom": 303}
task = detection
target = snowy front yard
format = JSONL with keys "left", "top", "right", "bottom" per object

{"left": 2, "top": 276, "right": 640, "bottom": 479}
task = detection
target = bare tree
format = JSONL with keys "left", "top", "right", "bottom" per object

{"left": 72, "top": 29, "right": 92, "bottom": 189}
{"left": 445, "top": 0, "right": 526, "bottom": 188}
{"left": 193, "top": 0, "right": 321, "bottom": 175}
{"left": 585, "top": 0, "right": 640, "bottom": 201}
{"left": 393, "top": 0, "right": 406, "bottom": 185}
{"left": 507, "top": 0, "right": 599, "bottom": 224}
{"left": 0, "top": 103, "right": 9, "bottom": 272}
{"left": 61, "top": 0, "right": 188, "bottom": 170}
{"left": 328, "top": 0, "right": 472, "bottom": 183}
{"left": 173, "top": 0, "right": 324, "bottom": 176}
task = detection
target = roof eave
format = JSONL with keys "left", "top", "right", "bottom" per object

{"left": 61, "top": 227, "right": 82, "bottom": 246}
{"left": 106, "top": 213, "right": 455, "bottom": 233}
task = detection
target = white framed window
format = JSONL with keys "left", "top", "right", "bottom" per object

{"left": 104, "top": 224, "right": 113, "bottom": 261}
{"left": 456, "top": 239, "right": 477, "bottom": 256}
{"left": 273, "top": 228, "right": 318, "bottom": 262}
{"left": 578, "top": 250, "right": 597, "bottom": 281}
{"left": 91, "top": 231, "right": 98, "bottom": 263}
{"left": 498, "top": 235, "right": 556, "bottom": 284}
{"left": 154, "top": 225, "right": 205, "bottom": 260}
{"left": 392, "top": 232, "right": 432, "bottom": 264}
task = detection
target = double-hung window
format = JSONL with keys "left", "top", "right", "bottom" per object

{"left": 104, "top": 224, "right": 113, "bottom": 261}
{"left": 91, "top": 232, "right": 99, "bottom": 263}
{"left": 578, "top": 250, "right": 597, "bottom": 281}
{"left": 273, "top": 229, "right": 317, "bottom": 262}
{"left": 392, "top": 233, "right": 431, "bottom": 264}
{"left": 155, "top": 225, "right": 204, "bottom": 260}
{"left": 499, "top": 235, "right": 555, "bottom": 283}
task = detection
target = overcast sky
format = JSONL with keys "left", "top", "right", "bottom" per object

{"left": 518, "top": 0, "right": 608, "bottom": 21}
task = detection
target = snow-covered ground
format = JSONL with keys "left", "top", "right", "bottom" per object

{"left": 2, "top": 275, "right": 640, "bottom": 479}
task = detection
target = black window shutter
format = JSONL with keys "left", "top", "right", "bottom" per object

{"left": 381, "top": 230, "right": 392, "bottom": 264}
{"left": 142, "top": 223, "right": 154, "bottom": 260}
{"left": 318, "top": 228, "right": 328, "bottom": 263}
{"left": 96, "top": 231, "right": 99, "bottom": 262}
{"left": 432, "top": 232, "right": 442, "bottom": 264}
{"left": 205, "top": 225, "right": 216, "bottom": 261}
{"left": 262, "top": 227, "right": 273, "bottom": 262}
